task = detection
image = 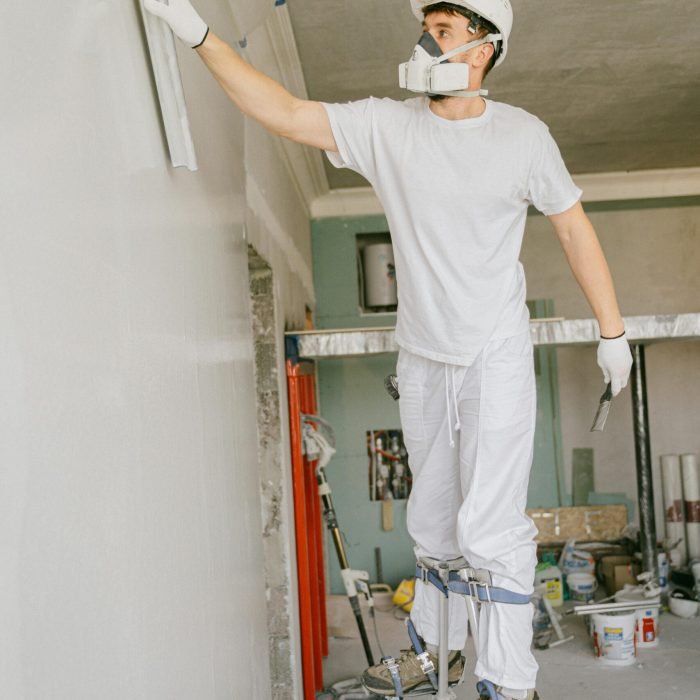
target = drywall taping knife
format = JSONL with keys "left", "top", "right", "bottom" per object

{"left": 384, "top": 374, "right": 400, "bottom": 401}
{"left": 590, "top": 383, "right": 613, "bottom": 432}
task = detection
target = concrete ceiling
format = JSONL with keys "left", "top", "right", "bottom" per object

{"left": 287, "top": 0, "right": 700, "bottom": 190}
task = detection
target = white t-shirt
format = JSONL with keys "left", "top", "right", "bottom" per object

{"left": 323, "top": 97, "right": 582, "bottom": 366}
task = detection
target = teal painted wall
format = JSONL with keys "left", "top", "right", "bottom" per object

{"left": 312, "top": 215, "right": 566, "bottom": 594}
{"left": 312, "top": 216, "right": 395, "bottom": 329}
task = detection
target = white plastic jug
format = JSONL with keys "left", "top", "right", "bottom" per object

{"left": 535, "top": 564, "right": 563, "bottom": 607}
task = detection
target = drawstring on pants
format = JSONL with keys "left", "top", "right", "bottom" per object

{"left": 444, "top": 365, "right": 461, "bottom": 448}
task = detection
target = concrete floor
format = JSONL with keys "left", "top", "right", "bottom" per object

{"left": 323, "top": 596, "right": 700, "bottom": 699}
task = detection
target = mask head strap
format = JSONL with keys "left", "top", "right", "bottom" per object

{"left": 438, "top": 33, "right": 502, "bottom": 63}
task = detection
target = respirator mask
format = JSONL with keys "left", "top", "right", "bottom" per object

{"left": 398, "top": 30, "right": 501, "bottom": 98}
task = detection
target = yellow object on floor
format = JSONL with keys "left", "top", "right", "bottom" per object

{"left": 393, "top": 578, "right": 415, "bottom": 612}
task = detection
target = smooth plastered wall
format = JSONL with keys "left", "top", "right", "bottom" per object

{"left": 0, "top": 2, "right": 310, "bottom": 698}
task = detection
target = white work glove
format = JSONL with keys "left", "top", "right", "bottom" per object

{"left": 597, "top": 332, "right": 633, "bottom": 396}
{"left": 143, "top": 0, "right": 209, "bottom": 48}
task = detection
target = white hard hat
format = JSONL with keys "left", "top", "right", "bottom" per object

{"left": 410, "top": 1, "right": 513, "bottom": 66}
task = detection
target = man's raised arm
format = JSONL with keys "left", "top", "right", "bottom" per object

{"left": 143, "top": 0, "right": 338, "bottom": 152}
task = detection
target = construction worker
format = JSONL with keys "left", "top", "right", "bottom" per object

{"left": 144, "top": 2, "right": 634, "bottom": 698}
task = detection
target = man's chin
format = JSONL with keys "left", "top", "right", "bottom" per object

{"left": 428, "top": 94, "right": 448, "bottom": 103}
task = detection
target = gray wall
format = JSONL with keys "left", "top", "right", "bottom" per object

{"left": 522, "top": 203, "right": 700, "bottom": 533}
{"left": 0, "top": 2, "right": 310, "bottom": 698}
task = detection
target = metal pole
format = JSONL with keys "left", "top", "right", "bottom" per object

{"left": 437, "top": 563, "right": 456, "bottom": 700}
{"left": 317, "top": 465, "right": 375, "bottom": 666}
{"left": 438, "top": 579, "right": 448, "bottom": 697}
{"left": 375, "top": 546, "right": 384, "bottom": 584}
{"left": 630, "top": 344, "right": 658, "bottom": 580}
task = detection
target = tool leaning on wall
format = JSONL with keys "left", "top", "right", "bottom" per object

{"left": 302, "top": 414, "right": 388, "bottom": 699}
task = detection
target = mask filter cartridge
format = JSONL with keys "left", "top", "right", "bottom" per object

{"left": 399, "top": 31, "right": 497, "bottom": 98}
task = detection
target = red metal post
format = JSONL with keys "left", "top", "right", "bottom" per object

{"left": 287, "top": 360, "right": 317, "bottom": 700}
{"left": 287, "top": 359, "right": 329, "bottom": 696}
{"left": 304, "top": 381, "right": 329, "bottom": 658}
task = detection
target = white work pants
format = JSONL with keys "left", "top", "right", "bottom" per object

{"left": 398, "top": 331, "right": 539, "bottom": 689}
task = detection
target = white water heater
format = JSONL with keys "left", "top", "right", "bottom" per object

{"left": 362, "top": 243, "right": 397, "bottom": 308}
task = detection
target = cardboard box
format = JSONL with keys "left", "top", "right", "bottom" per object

{"left": 599, "top": 555, "right": 641, "bottom": 595}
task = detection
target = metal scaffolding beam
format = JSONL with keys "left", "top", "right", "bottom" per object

{"left": 287, "top": 313, "right": 700, "bottom": 359}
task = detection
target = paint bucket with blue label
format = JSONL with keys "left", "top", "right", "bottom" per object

{"left": 592, "top": 611, "right": 636, "bottom": 665}
{"left": 567, "top": 572, "right": 597, "bottom": 602}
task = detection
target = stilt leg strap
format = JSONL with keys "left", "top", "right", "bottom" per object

{"left": 406, "top": 618, "right": 438, "bottom": 690}
{"left": 415, "top": 563, "right": 448, "bottom": 596}
{"left": 416, "top": 563, "right": 530, "bottom": 604}
{"left": 477, "top": 679, "right": 501, "bottom": 699}
{"left": 477, "top": 679, "right": 537, "bottom": 699}
{"left": 381, "top": 656, "right": 403, "bottom": 698}
{"left": 448, "top": 569, "right": 531, "bottom": 604}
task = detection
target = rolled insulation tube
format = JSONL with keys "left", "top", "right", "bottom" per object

{"left": 681, "top": 454, "right": 700, "bottom": 560}
{"left": 660, "top": 454, "right": 687, "bottom": 567}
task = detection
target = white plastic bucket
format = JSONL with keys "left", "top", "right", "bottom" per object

{"left": 567, "top": 572, "right": 597, "bottom": 602}
{"left": 615, "top": 588, "right": 660, "bottom": 648}
{"left": 592, "top": 611, "right": 636, "bottom": 665}
{"left": 561, "top": 549, "right": 595, "bottom": 576}
{"left": 691, "top": 559, "right": 700, "bottom": 597}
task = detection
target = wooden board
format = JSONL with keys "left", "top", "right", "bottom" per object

{"left": 527, "top": 504, "right": 629, "bottom": 544}
{"left": 382, "top": 499, "right": 394, "bottom": 531}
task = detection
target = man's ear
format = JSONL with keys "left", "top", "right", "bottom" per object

{"left": 474, "top": 42, "right": 495, "bottom": 68}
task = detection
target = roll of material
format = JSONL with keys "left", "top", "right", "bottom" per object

{"left": 681, "top": 453, "right": 700, "bottom": 560}
{"left": 660, "top": 454, "right": 688, "bottom": 566}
